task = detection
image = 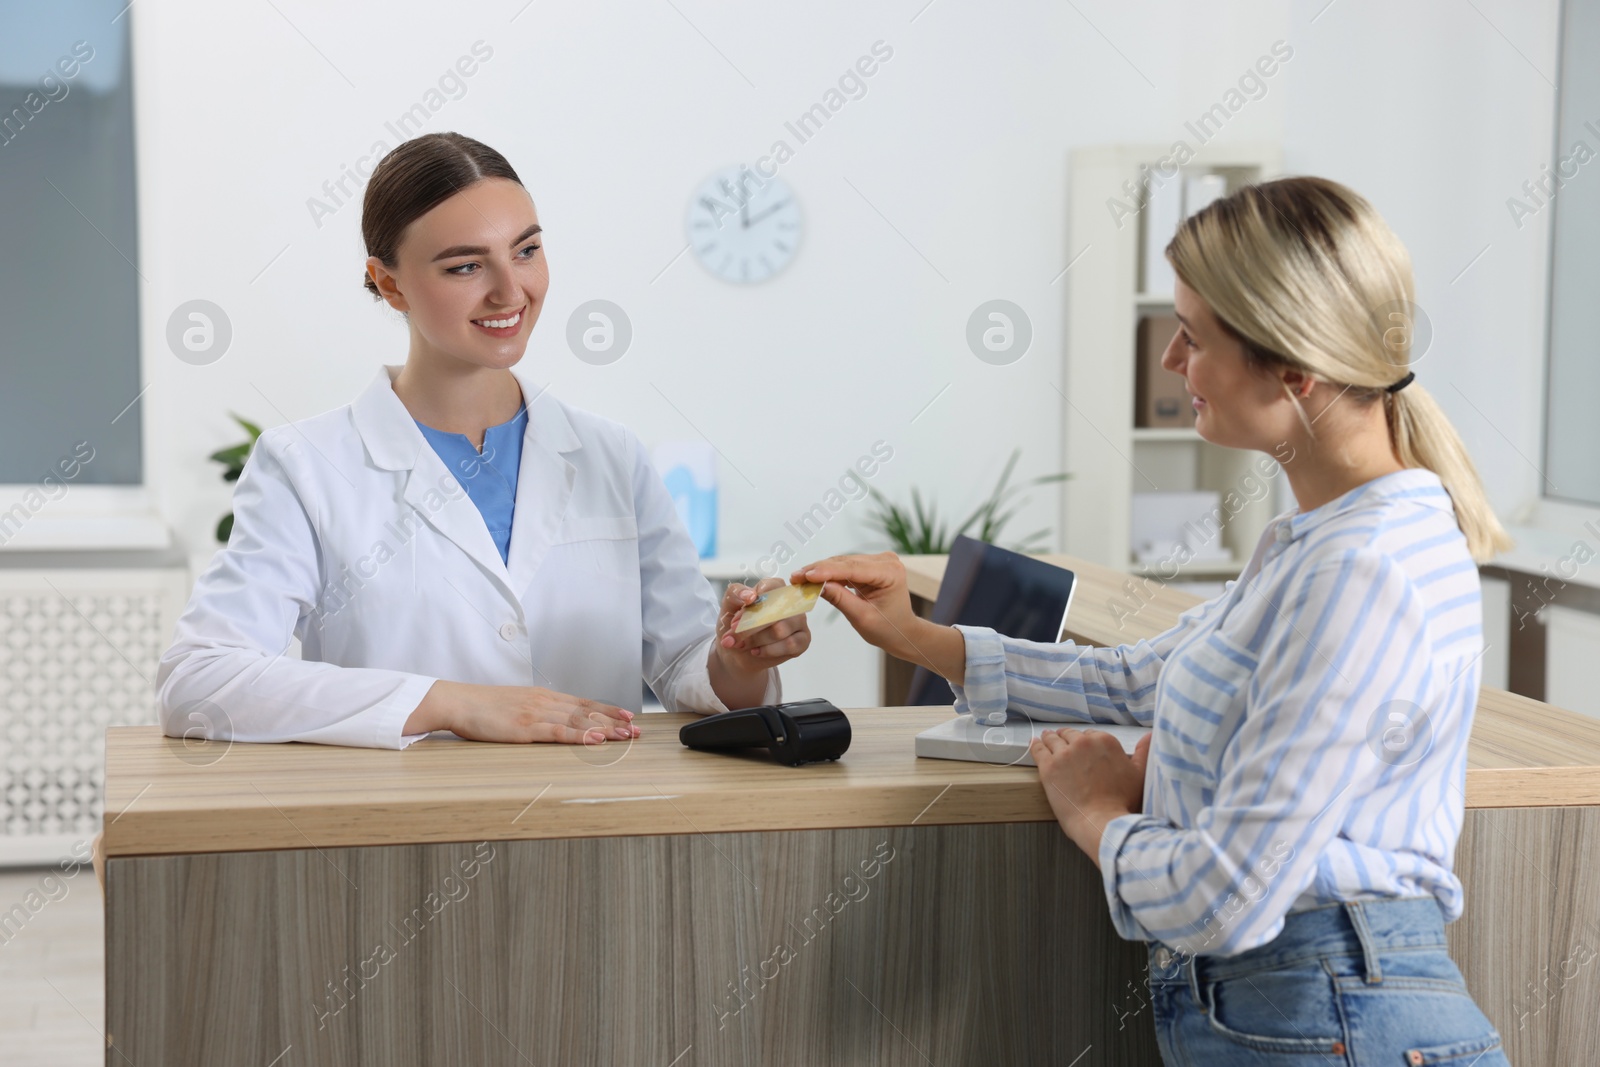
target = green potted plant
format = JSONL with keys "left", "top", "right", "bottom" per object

{"left": 209, "top": 413, "right": 264, "bottom": 543}
{"left": 865, "top": 448, "right": 1070, "bottom": 555}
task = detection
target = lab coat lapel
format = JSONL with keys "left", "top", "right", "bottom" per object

{"left": 505, "top": 376, "right": 580, "bottom": 603}
{"left": 403, "top": 450, "right": 512, "bottom": 590}
{"left": 352, "top": 364, "right": 518, "bottom": 599}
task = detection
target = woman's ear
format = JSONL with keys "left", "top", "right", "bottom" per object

{"left": 366, "top": 257, "right": 409, "bottom": 312}
{"left": 1280, "top": 366, "right": 1316, "bottom": 400}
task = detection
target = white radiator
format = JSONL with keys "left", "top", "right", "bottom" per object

{"left": 0, "top": 567, "right": 189, "bottom": 865}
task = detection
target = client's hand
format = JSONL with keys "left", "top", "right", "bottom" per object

{"left": 1032, "top": 729, "right": 1151, "bottom": 865}
{"left": 791, "top": 553, "right": 966, "bottom": 683}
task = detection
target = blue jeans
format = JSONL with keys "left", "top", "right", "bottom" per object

{"left": 1146, "top": 896, "right": 1509, "bottom": 1066}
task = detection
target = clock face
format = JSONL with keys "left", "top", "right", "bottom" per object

{"left": 687, "top": 165, "right": 801, "bottom": 283}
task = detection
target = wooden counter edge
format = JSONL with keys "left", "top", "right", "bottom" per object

{"left": 99, "top": 778, "right": 1055, "bottom": 858}
{"left": 100, "top": 764, "right": 1600, "bottom": 859}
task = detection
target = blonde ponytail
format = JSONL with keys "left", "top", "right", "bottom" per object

{"left": 1167, "top": 176, "right": 1512, "bottom": 562}
{"left": 1386, "top": 384, "right": 1511, "bottom": 561}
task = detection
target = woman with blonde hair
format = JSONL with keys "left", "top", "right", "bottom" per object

{"left": 799, "top": 176, "right": 1513, "bottom": 1064}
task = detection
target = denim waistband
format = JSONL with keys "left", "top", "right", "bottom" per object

{"left": 1148, "top": 895, "right": 1447, "bottom": 987}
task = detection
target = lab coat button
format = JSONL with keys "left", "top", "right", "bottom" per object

{"left": 1153, "top": 947, "right": 1172, "bottom": 970}
{"left": 499, "top": 622, "right": 520, "bottom": 641}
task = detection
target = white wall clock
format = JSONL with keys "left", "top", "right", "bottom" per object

{"left": 686, "top": 165, "right": 802, "bottom": 283}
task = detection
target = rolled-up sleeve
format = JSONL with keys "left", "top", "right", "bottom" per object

{"left": 948, "top": 592, "right": 1223, "bottom": 726}
{"left": 630, "top": 437, "right": 780, "bottom": 714}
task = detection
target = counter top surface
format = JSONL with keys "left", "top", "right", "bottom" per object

{"left": 101, "top": 553, "right": 1600, "bottom": 858}
{"left": 103, "top": 710, "right": 1036, "bottom": 857}
{"left": 104, "top": 697, "right": 1600, "bottom": 857}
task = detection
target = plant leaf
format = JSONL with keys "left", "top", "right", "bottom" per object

{"left": 859, "top": 447, "right": 1070, "bottom": 557}
{"left": 230, "top": 413, "right": 265, "bottom": 439}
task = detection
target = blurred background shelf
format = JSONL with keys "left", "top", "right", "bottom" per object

{"left": 1132, "top": 555, "right": 1239, "bottom": 579}
{"left": 1062, "top": 143, "right": 1291, "bottom": 586}
{"left": 1130, "top": 427, "right": 1202, "bottom": 443}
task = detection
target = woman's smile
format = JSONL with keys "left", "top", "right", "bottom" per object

{"left": 471, "top": 305, "right": 525, "bottom": 337}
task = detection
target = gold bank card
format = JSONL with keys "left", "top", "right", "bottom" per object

{"left": 734, "top": 582, "right": 822, "bottom": 634}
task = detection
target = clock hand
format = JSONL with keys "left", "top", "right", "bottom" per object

{"left": 743, "top": 200, "right": 791, "bottom": 228}
{"left": 740, "top": 194, "right": 749, "bottom": 230}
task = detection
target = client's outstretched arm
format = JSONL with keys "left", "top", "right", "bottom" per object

{"left": 791, "top": 553, "right": 966, "bottom": 680}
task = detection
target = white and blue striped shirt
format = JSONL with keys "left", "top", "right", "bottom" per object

{"left": 950, "top": 469, "right": 1483, "bottom": 956}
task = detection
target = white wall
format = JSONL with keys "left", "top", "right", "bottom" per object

{"left": 126, "top": 0, "right": 1555, "bottom": 701}
{"left": 1278, "top": 0, "right": 1559, "bottom": 526}
{"left": 134, "top": 0, "right": 1299, "bottom": 565}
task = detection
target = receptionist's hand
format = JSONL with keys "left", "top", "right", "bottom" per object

{"left": 716, "top": 578, "right": 812, "bottom": 672}
{"left": 791, "top": 553, "right": 966, "bottom": 683}
{"left": 407, "top": 681, "right": 639, "bottom": 744}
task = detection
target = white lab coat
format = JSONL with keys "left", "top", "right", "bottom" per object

{"left": 156, "top": 364, "right": 776, "bottom": 749}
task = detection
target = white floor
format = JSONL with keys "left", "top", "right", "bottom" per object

{"left": 0, "top": 868, "right": 104, "bottom": 1066}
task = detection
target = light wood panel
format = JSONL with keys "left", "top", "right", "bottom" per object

{"left": 102, "top": 692, "right": 1600, "bottom": 862}
{"left": 105, "top": 825, "right": 1159, "bottom": 1066}
{"left": 1448, "top": 805, "right": 1600, "bottom": 1067}
{"left": 102, "top": 809, "right": 1600, "bottom": 1067}
{"left": 102, "top": 712, "right": 1048, "bottom": 858}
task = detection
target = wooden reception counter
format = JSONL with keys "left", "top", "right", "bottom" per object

{"left": 103, "top": 712, "right": 1161, "bottom": 1067}
{"left": 102, "top": 552, "right": 1600, "bottom": 1066}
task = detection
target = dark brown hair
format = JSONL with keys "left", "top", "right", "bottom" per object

{"left": 361, "top": 132, "right": 522, "bottom": 297}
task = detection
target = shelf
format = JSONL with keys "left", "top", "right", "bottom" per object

{"left": 699, "top": 557, "right": 759, "bottom": 582}
{"left": 0, "top": 512, "right": 172, "bottom": 551}
{"left": 1132, "top": 555, "right": 1240, "bottom": 579}
{"left": 1131, "top": 427, "right": 1200, "bottom": 443}
{"left": 1062, "top": 142, "right": 1284, "bottom": 576}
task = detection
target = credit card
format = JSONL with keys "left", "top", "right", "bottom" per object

{"left": 734, "top": 582, "right": 823, "bottom": 634}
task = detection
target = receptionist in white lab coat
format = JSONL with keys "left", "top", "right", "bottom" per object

{"left": 156, "top": 132, "right": 810, "bottom": 750}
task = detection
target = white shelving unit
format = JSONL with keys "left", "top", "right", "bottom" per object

{"left": 1061, "top": 143, "right": 1291, "bottom": 581}
{"left": 1130, "top": 427, "right": 1202, "bottom": 443}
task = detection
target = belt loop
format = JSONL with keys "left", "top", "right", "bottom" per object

{"left": 1344, "top": 901, "right": 1383, "bottom": 984}
{"left": 1184, "top": 949, "right": 1204, "bottom": 1009}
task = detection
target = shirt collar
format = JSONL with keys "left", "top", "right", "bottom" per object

{"left": 1279, "top": 468, "right": 1454, "bottom": 543}
{"left": 413, "top": 404, "right": 528, "bottom": 448}
{"left": 352, "top": 364, "right": 576, "bottom": 472}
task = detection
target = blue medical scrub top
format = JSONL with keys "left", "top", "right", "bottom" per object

{"left": 414, "top": 407, "right": 528, "bottom": 564}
